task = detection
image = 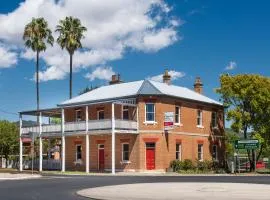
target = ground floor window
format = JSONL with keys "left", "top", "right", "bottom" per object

{"left": 198, "top": 144, "right": 203, "bottom": 161}
{"left": 122, "top": 143, "right": 129, "bottom": 161}
{"left": 76, "top": 145, "right": 82, "bottom": 161}
{"left": 176, "top": 143, "right": 182, "bottom": 160}
{"left": 212, "top": 145, "right": 218, "bottom": 161}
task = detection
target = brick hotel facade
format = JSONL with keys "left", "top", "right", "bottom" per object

{"left": 19, "top": 70, "right": 225, "bottom": 173}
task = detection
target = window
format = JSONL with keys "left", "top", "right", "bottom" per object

{"left": 146, "top": 143, "right": 155, "bottom": 148}
{"left": 212, "top": 145, "right": 218, "bottom": 161}
{"left": 122, "top": 106, "right": 129, "bottom": 120}
{"left": 76, "top": 145, "right": 82, "bottom": 161}
{"left": 198, "top": 144, "right": 203, "bottom": 161}
{"left": 145, "top": 103, "right": 155, "bottom": 122}
{"left": 75, "top": 109, "right": 82, "bottom": 121}
{"left": 176, "top": 143, "right": 182, "bottom": 160}
{"left": 97, "top": 110, "right": 105, "bottom": 120}
{"left": 122, "top": 143, "right": 129, "bottom": 161}
{"left": 175, "top": 106, "right": 181, "bottom": 124}
{"left": 197, "top": 110, "right": 203, "bottom": 126}
{"left": 211, "top": 112, "right": 217, "bottom": 127}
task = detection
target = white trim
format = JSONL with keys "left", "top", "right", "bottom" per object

{"left": 197, "top": 109, "right": 203, "bottom": 127}
{"left": 196, "top": 125, "right": 204, "bottom": 129}
{"left": 145, "top": 103, "right": 156, "bottom": 123}
{"left": 75, "top": 109, "right": 82, "bottom": 122}
{"left": 212, "top": 144, "right": 218, "bottom": 161}
{"left": 175, "top": 106, "right": 181, "bottom": 125}
{"left": 121, "top": 143, "right": 130, "bottom": 162}
{"left": 198, "top": 143, "right": 204, "bottom": 161}
{"left": 75, "top": 144, "right": 82, "bottom": 161}
{"left": 143, "top": 121, "right": 157, "bottom": 125}
{"left": 176, "top": 143, "right": 182, "bottom": 161}
{"left": 97, "top": 109, "right": 105, "bottom": 120}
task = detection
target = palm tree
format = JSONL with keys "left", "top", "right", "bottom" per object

{"left": 23, "top": 17, "right": 54, "bottom": 111}
{"left": 55, "top": 16, "right": 87, "bottom": 99}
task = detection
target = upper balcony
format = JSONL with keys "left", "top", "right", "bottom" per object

{"left": 20, "top": 98, "right": 138, "bottom": 138}
{"left": 21, "top": 119, "right": 138, "bottom": 137}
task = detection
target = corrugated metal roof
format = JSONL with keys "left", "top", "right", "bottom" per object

{"left": 59, "top": 80, "right": 222, "bottom": 106}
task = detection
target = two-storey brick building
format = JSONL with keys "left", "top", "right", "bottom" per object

{"left": 19, "top": 70, "right": 225, "bottom": 173}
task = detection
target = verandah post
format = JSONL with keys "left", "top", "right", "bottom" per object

{"left": 85, "top": 106, "right": 89, "bottom": 173}
{"left": 39, "top": 112, "right": 43, "bottom": 172}
{"left": 111, "top": 103, "right": 115, "bottom": 174}
{"left": 19, "top": 114, "right": 23, "bottom": 172}
{"left": 61, "top": 108, "right": 65, "bottom": 172}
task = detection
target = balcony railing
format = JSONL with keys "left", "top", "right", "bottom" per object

{"left": 21, "top": 119, "right": 138, "bottom": 136}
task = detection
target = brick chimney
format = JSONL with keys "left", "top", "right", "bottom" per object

{"left": 109, "top": 74, "right": 123, "bottom": 85}
{"left": 163, "top": 69, "right": 171, "bottom": 85}
{"left": 194, "top": 77, "right": 203, "bottom": 94}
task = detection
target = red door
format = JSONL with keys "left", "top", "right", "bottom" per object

{"left": 98, "top": 149, "right": 105, "bottom": 171}
{"left": 146, "top": 148, "right": 155, "bottom": 170}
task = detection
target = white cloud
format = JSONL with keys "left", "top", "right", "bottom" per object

{"left": 225, "top": 61, "right": 237, "bottom": 70}
{"left": 0, "top": 45, "right": 17, "bottom": 68}
{"left": 149, "top": 70, "right": 186, "bottom": 82}
{"left": 85, "top": 66, "right": 115, "bottom": 81}
{"left": 0, "top": 0, "right": 181, "bottom": 81}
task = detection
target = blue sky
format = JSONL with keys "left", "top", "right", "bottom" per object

{"left": 0, "top": 0, "right": 269, "bottom": 122}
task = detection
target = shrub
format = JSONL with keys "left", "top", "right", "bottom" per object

{"left": 182, "top": 159, "right": 194, "bottom": 170}
{"left": 170, "top": 160, "right": 183, "bottom": 172}
{"left": 196, "top": 160, "right": 212, "bottom": 172}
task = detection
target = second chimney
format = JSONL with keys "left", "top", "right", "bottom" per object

{"left": 163, "top": 69, "right": 171, "bottom": 85}
{"left": 109, "top": 74, "right": 123, "bottom": 85}
{"left": 194, "top": 77, "right": 203, "bottom": 94}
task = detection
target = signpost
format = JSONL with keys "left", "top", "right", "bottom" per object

{"left": 164, "top": 112, "right": 174, "bottom": 130}
{"left": 234, "top": 139, "right": 259, "bottom": 150}
{"left": 234, "top": 139, "right": 260, "bottom": 173}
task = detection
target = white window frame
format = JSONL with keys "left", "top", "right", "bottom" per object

{"left": 97, "top": 110, "right": 105, "bottom": 120}
{"left": 76, "top": 144, "right": 82, "bottom": 161}
{"left": 145, "top": 103, "right": 156, "bottom": 123}
{"left": 212, "top": 145, "right": 218, "bottom": 161}
{"left": 122, "top": 105, "right": 129, "bottom": 120}
{"left": 211, "top": 112, "right": 218, "bottom": 128}
{"left": 75, "top": 109, "right": 82, "bottom": 122}
{"left": 121, "top": 143, "right": 130, "bottom": 163}
{"left": 175, "top": 106, "right": 181, "bottom": 125}
{"left": 176, "top": 143, "right": 182, "bottom": 161}
{"left": 197, "top": 109, "right": 203, "bottom": 128}
{"left": 198, "top": 144, "right": 203, "bottom": 161}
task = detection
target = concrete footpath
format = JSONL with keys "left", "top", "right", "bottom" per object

{"left": 77, "top": 182, "right": 270, "bottom": 200}
{"left": 0, "top": 173, "right": 41, "bottom": 180}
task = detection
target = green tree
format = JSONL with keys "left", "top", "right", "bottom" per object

{"left": 0, "top": 121, "right": 19, "bottom": 167}
{"left": 216, "top": 74, "right": 270, "bottom": 171}
{"left": 23, "top": 17, "right": 54, "bottom": 111}
{"left": 55, "top": 16, "right": 87, "bottom": 99}
{"left": 225, "top": 128, "right": 240, "bottom": 157}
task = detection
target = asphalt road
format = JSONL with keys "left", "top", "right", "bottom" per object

{"left": 1, "top": 175, "right": 270, "bottom": 200}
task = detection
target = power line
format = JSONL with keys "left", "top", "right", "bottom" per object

{"left": 0, "top": 108, "right": 18, "bottom": 116}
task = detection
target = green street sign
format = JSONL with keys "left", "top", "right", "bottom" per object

{"left": 234, "top": 140, "right": 259, "bottom": 150}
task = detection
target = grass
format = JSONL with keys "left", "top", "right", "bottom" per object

{"left": 256, "top": 168, "right": 270, "bottom": 174}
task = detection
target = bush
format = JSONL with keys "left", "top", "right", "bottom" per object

{"left": 170, "top": 160, "right": 183, "bottom": 172}
{"left": 196, "top": 160, "right": 212, "bottom": 172}
{"left": 182, "top": 159, "right": 194, "bottom": 170}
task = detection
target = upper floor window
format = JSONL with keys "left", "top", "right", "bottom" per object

{"left": 197, "top": 110, "right": 203, "bottom": 126}
{"left": 145, "top": 103, "right": 155, "bottom": 122}
{"left": 212, "top": 145, "right": 218, "bottom": 161}
{"left": 122, "top": 106, "right": 129, "bottom": 120}
{"left": 211, "top": 112, "right": 218, "bottom": 128}
{"left": 76, "top": 144, "right": 82, "bottom": 161}
{"left": 97, "top": 110, "right": 105, "bottom": 120}
{"left": 175, "top": 106, "right": 181, "bottom": 124}
{"left": 176, "top": 143, "right": 182, "bottom": 161}
{"left": 198, "top": 144, "right": 203, "bottom": 161}
{"left": 75, "top": 109, "right": 82, "bottom": 121}
{"left": 122, "top": 143, "right": 129, "bottom": 161}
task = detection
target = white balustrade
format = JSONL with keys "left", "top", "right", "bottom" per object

{"left": 21, "top": 119, "right": 138, "bottom": 136}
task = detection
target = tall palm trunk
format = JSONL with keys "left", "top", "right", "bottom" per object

{"left": 69, "top": 53, "right": 73, "bottom": 99}
{"left": 36, "top": 51, "right": 40, "bottom": 110}
{"left": 36, "top": 51, "right": 40, "bottom": 123}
